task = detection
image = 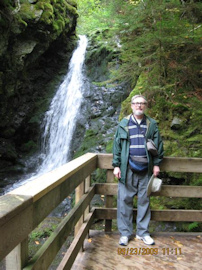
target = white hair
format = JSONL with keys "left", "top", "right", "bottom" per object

{"left": 131, "top": 95, "right": 147, "bottom": 104}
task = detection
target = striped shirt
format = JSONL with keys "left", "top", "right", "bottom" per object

{"left": 129, "top": 115, "right": 147, "bottom": 157}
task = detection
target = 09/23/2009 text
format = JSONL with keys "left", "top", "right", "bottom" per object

{"left": 117, "top": 247, "right": 182, "bottom": 256}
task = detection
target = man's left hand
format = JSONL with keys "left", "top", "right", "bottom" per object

{"left": 153, "top": 165, "right": 160, "bottom": 176}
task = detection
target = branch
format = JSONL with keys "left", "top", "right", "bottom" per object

{"left": 12, "top": 0, "right": 21, "bottom": 14}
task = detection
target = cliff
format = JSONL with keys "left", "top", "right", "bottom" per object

{"left": 0, "top": 0, "right": 78, "bottom": 180}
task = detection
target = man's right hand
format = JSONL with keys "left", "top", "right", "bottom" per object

{"left": 113, "top": 167, "right": 121, "bottom": 179}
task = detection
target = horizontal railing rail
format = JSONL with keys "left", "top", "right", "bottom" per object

{"left": 94, "top": 208, "right": 202, "bottom": 222}
{"left": 0, "top": 153, "right": 201, "bottom": 269}
{"left": 97, "top": 153, "right": 202, "bottom": 173}
{"left": 95, "top": 183, "right": 202, "bottom": 197}
{"left": 0, "top": 153, "right": 97, "bottom": 269}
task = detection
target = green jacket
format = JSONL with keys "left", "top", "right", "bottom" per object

{"left": 112, "top": 114, "right": 164, "bottom": 184}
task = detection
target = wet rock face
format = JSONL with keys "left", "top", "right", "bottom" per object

{"left": 0, "top": 0, "right": 78, "bottom": 179}
{"left": 70, "top": 80, "right": 128, "bottom": 160}
{"left": 70, "top": 37, "right": 129, "bottom": 158}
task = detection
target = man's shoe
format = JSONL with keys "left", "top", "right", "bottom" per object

{"left": 119, "top": 236, "right": 129, "bottom": 246}
{"left": 136, "top": 235, "right": 155, "bottom": 245}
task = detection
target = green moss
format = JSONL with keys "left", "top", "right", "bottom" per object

{"left": 67, "top": 0, "right": 77, "bottom": 8}
{"left": 64, "top": 2, "right": 77, "bottom": 16}
{"left": 20, "top": 3, "right": 38, "bottom": 21}
{"left": 74, "top": 129, "right": 99, "bottom": 158}
{"left": 55, "top": 3, "right": 65, "bottom": 13}
{"left": 106, "top": 140, "right": 113, "bottom": 153}
{"left": 35, "top": 2, "right": 45, "bottom": 10}
{"left": 18, "top": 18, "right": 28, "bottom": 28}
{"left": 53, "top": 19, "right": 66, "bottom": 35}
{"left": 39, "top": 2, "right": 54, "bottom": 25}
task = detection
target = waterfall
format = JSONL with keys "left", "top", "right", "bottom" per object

{"left": 6, "top": 35, "right": 88, "bottom": 192}
{"left": 38, "top": 35, "right": 88, "bottom": 174}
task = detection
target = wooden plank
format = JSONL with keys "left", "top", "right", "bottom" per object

{"left": 94, "top": 207, "right": 117, "bottom": 220}
{"left": 151, "top": 209, "right": 202, "bottom": 222}
{"left": 97, "top": 153, "right": 113, "bottom": 169}
{"left": 72, "top": 230, "right": 202, "bottom": 270}
{"left": 0, "top": 194, "right": 33, "bottom": 227}
{"left": 0, "top": 203, "right": 33, "bottom": 262}
{"left": 105, "top": 170, "right": 114, "bottom": 232}
{"left": 23, "top": 186, "right": 95, "bottom": 270}
{"left": 160, "top": 157, "right": 202, "bottom": 173}
{"left": 95, "top": 183, "right": 117, "bottom": 195}
{"left": 57, "top": 210, "right": 95, "bottom": 270}
{"left": 95, "top": 183, "right": 202, "bottom": 198}
{"left": 6, "top": 238, "right": 28, "bottom": 270}
{"left": 84, "top": 176, "right": 91, "bottom": 219}
{"left": 75, "top": 181, "right": 85, "bottom": 236}
{"left": 8, "top": 153, "right": 97, "bottom": 202}
{"left": 97, "top": 154, "right": 202, "bottom": 173}
{"left": 94, "top": 208, "right": 202, "bottom": 222}
{"left": 154, "top": 185, "right": 202, "bottom": 198}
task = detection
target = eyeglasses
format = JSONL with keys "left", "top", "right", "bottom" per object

{"left": 132, "top": 102, "right": 147, "bottom": 106}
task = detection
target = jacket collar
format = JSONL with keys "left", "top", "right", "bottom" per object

{"left": 120, "top": 114, "right": 151, "bottom": 133}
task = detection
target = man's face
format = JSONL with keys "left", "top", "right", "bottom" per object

{"left": 131, "top": 97, "right": 147, "bottom": 116}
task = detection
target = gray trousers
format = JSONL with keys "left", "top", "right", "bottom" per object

{"left": 117, "top": 168, "right": 150, "bottom": 238}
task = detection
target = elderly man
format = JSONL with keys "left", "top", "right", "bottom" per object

{"left": 112, "top": 95, "right": 164, "bottom": 246}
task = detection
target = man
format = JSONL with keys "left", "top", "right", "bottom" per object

{"left": 112, "top": 94, "right": 164, "bottom": 246}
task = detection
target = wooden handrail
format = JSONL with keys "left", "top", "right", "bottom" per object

{"left": 97, "top": 154, "right": 202, "bottom": 173}
{"left": 0, "top": 153, "right": 97, "bottom": 263}
{"left": 0, "top": 153, "right": 201, "bottom": 269}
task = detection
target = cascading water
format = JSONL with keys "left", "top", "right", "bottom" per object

{"left": 38, "top": 35, "right": 88, "bottom": 174}
{"left": 5, "top": 35, "right": 88, "bottom": 192}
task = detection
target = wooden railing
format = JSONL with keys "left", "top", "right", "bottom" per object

{"left": 0, "top": 153, "right": 202, "bottom": 269}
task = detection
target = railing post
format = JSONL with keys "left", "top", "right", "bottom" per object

{"left": 5, "top": 238, "right": 28, "bottom": 270}
{"left": 75, "top": 175, "right": 91, "bottom": 251}
{"left": 105, "top": 170, "right": 114, "bottom": 232}
{"left": 84, "top": 175, "right": 91, "bottom": 219}
{"left": 75, "top": 181, "right": 85, "bottom": 236}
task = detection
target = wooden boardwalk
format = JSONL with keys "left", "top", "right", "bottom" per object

{"left": 72, "top": 230, "right": 202, "bottom": 270}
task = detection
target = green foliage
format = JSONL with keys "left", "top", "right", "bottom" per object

{"left": 104, "top": 0, "right": 202, "bottom": 158}
{"left": 176, "top": 221, "right": 202, "bottom": 232}
{"left": 188, "top": 222, "right": 200, "bottom": 232}
{"left": 92, "top": 168, "right": 107, "bottom": 184}
{"left": 77, "top": 0, "right": 120, "bottom": 35}
{"left": 106, "top": 140, "right": 113, "bottom": 153}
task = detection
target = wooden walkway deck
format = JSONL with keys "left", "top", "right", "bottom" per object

{"left": 72, "top": 230, "right": 202, "bottom": 270}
